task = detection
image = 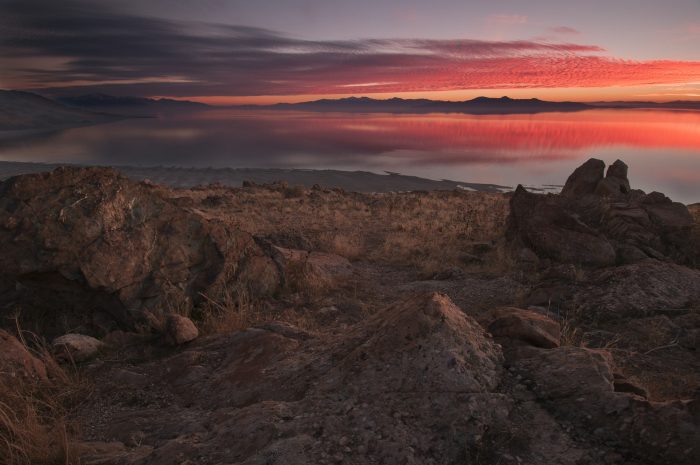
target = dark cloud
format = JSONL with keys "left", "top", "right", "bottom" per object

{"left": 1, "top": 0, "right": 699, "bottom": 98}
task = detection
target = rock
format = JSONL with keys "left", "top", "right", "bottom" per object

{"left": 514, "top": 346, "right": 700, "bottom": 464}
{"left": 508, "top": 185, "right": 616, "bottom": 267}
{"left": 606, "top": 159, "right": 629, "bottom": 183}
{"left": 53, "top": 333, "right": 104, "bottom": 362}
{"left": 271, "top": 246, "right": 353, "bottom": 290}
{"left": 574, "top": 261, "right": 700, "bottom": 320}
{"left": 483, "top": 307, "right": 560, "bottom": 348}
{"left": 507, "top": 159, "right": 697, "bottom": 267}
{"left": 0, "top": 329, "right": 47, "bottom": 381}
{"left": 322, "top": 292, "right": 504, "bottom": 394}
{"left": 595, "top": 159, "right": 631, "bottom": 196}
{"left": 76, "top": 293, "right": 511, "bottom": 465}
{"left": 612, "top": 373, "right": 648, "bottom": 398}
{"left": 615, "top": 244, "right": 649, "bottom": 264}
{"left": 644, "top": 199, "right": 694, "bottom": 230}
{"left": 560, "top": 158, "right": 605, "bottom": 197}
{"left": 164, "top": 315, "right": 199, "bottom": 345}
{"left": 0, "top": 167, "right": 279, "bottom": 336}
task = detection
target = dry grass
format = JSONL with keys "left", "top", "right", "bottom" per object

{"left": 0, "top": 329, "right": 84, "bottom": 465}
{"left": 196, "top": 284, "right": 264, "bottom": 334}
{"left": 182, "top": 185, "right": 510, "bottom": 275}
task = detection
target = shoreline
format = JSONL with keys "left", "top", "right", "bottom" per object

{"left": 0, "top": 160, "right": 512, "bottom": 193}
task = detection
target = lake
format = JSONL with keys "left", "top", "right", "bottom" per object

{"left": 1, "top": 108, "right": 700, "bottom": 203}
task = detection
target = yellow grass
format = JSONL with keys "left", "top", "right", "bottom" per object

{"left": 184, "top": 186, "right": 510, "bottom": 275}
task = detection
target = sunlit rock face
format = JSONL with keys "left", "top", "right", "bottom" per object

{"left": 0, "top": 166, "right": 279, "bottom": 336}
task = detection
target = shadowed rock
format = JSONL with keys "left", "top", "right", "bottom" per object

{"left": 482, "top": 307, "right": 560, "bottom": 348}
{"left": 508, "top": 158, "right": 696, "bottom": 268}
{"left": 560, "top": 158, "right": 605, "bottom": 197}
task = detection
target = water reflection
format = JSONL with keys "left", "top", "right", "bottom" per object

{"left": 1, "top": 109, "right": 699, "bottom": 202}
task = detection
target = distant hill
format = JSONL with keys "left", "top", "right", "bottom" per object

{"left": 588, "top": 100, "right": 700, "bottom": 111}
{"left": 0, "top": 90, "right": 119, "bottom": 132}
{"left": 58, "top": 93, "right": 210, "bottom": 115}
{"left": 245, "top": 96, "right": 593, "bottom": 114}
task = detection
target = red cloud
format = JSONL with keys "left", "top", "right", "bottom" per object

{"left": 298, "top": 55, "right": 700, "bottom": 96}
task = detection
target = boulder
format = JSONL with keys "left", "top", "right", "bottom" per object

{"left": 0, "top": 167, "right": 280, "bottom": 336}
{"left": 164, "top": 314, "right": 199, "bottom": 346}
{"left": 482, "top": 307, "right": 560, "bottom": 348}
{"left": 53, "top": 333, "right": 104, "bottom": 362}
{"left": 0, "top": 329, "right": 47, "bottom": 381}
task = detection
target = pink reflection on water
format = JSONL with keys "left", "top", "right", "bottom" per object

{"left": 2, "top": 108, "right": 700, "bottom": 201}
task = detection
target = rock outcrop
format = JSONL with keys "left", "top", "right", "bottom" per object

{"left": 0, "top": 167, "right": 280, "bottom": 336}
{"left": 509, "top": 158, "right": 696, "bottom": 268}
{"left": 75, "top": 293, "right": 513, "bottom": 465}
{"left": 512, "top": 346, "right": 700, "bottom": 464}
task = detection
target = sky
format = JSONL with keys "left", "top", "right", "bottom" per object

{"left": 1, "top": 0, "right": 700, "bottom": 104}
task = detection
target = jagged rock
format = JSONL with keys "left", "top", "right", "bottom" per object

{"left": 508, "top": 158, "right": 697, "bottom": 267}
{"left": 508, "top": 185, "right": 616, "bottom": 267}
{"left": 0, "top": 329, "right": 47, "bottom": 381}
{"left": 482, "top": 307, "right": 560, "bottom": 348}
{"left": 53, "top": 333, "right": 104, "bottom": 362}
{"left": 560, "top": 158, "right": 605, "bottom": 197}
{"left": 164, "top": 314, "right": 199, "bottom": 345}
{"left": 595, "top": 159, "right": 631, "bottom": 196}
{"left": 606, "top": 159, "right": 629, "bottom": 182}
{"left": 0, "top": 167, "right": 280, "bottom": 336}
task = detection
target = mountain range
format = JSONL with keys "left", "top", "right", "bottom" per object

{"left": 0, "top": 90, "right": 120, "bottom": 132}
{"left": 254, "top": 96, "right": 591, "bottom": 114}
{"left": 57, "top": 93, "right": 209, "bottom": 115}
{"left": 241, "top": 96, "right": 700, "bottom": 114}
{"left": 3, "top": 90, "right": 700, "bottom": 132}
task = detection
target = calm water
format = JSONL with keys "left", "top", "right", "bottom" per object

{"left": 1, "top": 108, "right": 700, "bottom": 202}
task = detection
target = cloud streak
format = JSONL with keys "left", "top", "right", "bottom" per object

{"left": 2, "top": 0, "right": 700, "bottom": 99}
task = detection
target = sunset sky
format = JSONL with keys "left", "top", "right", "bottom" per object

{"left": 1, "top": 0, "right": 700, "bottom": 104}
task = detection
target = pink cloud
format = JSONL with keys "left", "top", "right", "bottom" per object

{"left": 550, "top": 26, "right": 581, "bottom": 35}
{"left": 486, "top": 14, "right": 528, "bottom": 25}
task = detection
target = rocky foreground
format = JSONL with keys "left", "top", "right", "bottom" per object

{"left": 0, "top": 159, "right": 699, "bottom": 465}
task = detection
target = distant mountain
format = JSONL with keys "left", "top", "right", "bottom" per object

{"left": 245, "top": 96, "right": 593, "bottom": 114}
{"left": 58, "top": 93, "right": 209, "bottom": 115}
{"left": 588, "top": 100, "right": 700, "bottom": 110}
{"left": 0, "top": 90, "right": 119, "bottom": 132}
